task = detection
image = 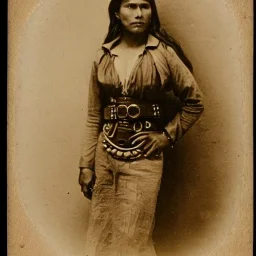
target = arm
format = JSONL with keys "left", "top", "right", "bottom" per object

{"left": 78, "top": 59, "right": 102, "bottom": 199}
{"left": 130, "top": 46, "right": 204, "bottom": 156}
{"left": 164, "top": 46, "right": 204, "bottom": 145}
{"left": 79, "top": 60, "right": 102, "bottom": 171}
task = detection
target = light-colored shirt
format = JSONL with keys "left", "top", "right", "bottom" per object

{"left": 79, "top": 34, "right": 204, "bottom": 170}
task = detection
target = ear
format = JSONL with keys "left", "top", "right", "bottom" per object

{"left": 115, "top": 12, "right": 120, "bottom": 19}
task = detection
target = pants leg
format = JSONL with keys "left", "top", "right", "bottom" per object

{"left": 85, "top": 133, "right": 163, "bottom": 256}
{"left": 85, "top": 134, "right": 116, "bottom": 256}
{"left": 111, "top": 156, "right": 163, "bottom": 256}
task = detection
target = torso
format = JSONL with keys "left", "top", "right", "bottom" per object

{"left": 113, "top": 44, "right": 146, "bottom": 86}
{"left": 97, "top": 39, "right": 173, "bottom": 103}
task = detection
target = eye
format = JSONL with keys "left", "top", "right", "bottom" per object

{"left": 127, "top": 4, "right": 137, "bottom": 9}
{"left": 140, "top": 4, "right": 151, "bottom": 9}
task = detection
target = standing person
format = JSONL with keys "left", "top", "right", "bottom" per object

{"left": 79, "top": 0, "right": 204, "bottom": 255}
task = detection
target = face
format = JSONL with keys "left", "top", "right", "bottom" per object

{"left": 117, "top": 0, "right": 152, "bottom": 34}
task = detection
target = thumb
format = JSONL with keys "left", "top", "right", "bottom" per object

{"left": 79, "top": 169, "right": 94, "bottom": 185}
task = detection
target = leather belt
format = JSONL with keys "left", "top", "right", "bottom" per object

{"left": 102, "top": 97, "right": 164, "bottom": 160}
{"left": 104, "top": 97, "right": 162, "bottom": 121}
{"left": 102, "top": 121, "right": 163, "bottom": 160}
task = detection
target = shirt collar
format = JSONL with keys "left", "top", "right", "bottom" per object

{"left": 102, "top": 34, "right": 159, "bottom": 56}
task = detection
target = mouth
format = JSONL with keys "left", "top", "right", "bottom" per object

{"left": 131, "top": 22, "right": 145, "bottom": 26}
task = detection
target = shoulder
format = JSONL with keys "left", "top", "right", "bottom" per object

{"left": 157, "top": 41, "right": 176, "bottom": 56}
{"left": 92, "top": 48, "right": 106, "bottom": 65}
{"left": 155, "top": 41, "right": 186, "bottom": 68}
{"left": 149, "top": 40, "right": 177, "bottom": 61}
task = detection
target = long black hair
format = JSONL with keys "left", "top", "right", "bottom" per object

{"left": 104, "top": 0, "right": 193, "bottom": 72}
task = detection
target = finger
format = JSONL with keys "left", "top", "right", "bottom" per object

{"left": 144, "top": 144, "right": 157, "bottom": 157}
{"left": 130, "top": 131, "right": 150, "bottom": 140}
{"left": 79, "top": 172, "right": 85, "bottom": 184}
{"left": 143, "top": 142, "right": 155, "bottom": 155}
{"left": 80, "top": 180, "right": 89, "bottom": 188}
{"left": 81, "top": 184, "right": 87, "bottom": 192}
{"left": 82, "top": 186, "right": 89, "bottom": 194}
{"left": 80, "top": 174, "right": 94, "bottom": 185}
{"left": 135, "top": 139, "right": 147, "bottom": 147}
{"left": 143, "top": 140, "right": 154, "bottom": 151}
{"left": 131, "top": 135, "right": 149, "bottom": 145}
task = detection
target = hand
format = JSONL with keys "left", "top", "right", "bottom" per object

{"left": 130, "top": 131, "right": 170, "bottom": 157}
{"left": 78, "top": 168, "right": 95, "bottom": 200}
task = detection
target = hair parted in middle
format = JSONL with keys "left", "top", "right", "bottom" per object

{"left": 104, "top": 0, "right": 193, "bottom": 72}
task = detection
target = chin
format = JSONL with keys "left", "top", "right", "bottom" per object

{"left": 129, "top": 28, "right": 148, "bottom": 34}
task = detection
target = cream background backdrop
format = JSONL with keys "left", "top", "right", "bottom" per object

{"left": 8, "top": 0, "right": 253, "bottom": 255}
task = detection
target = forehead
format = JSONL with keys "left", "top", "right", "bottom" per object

{"left": 121, "top": 0, "right": 150, "bottom": 5}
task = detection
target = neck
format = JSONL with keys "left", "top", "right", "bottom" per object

{"left": 120, "top": 31, "right": 148, "bottom": 48}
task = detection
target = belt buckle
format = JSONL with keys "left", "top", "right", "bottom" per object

{"left": 117, "top": 104, "right": 141, "bottom": 119}
{"left": 117, "top": 104, "right": 128, "bottom": 119}
{"left": 128, "top": 104, "right": 140, "bottom": 119}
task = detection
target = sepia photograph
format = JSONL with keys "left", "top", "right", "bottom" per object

{"left": 8, "top": 0, "right": 253, "bottom": 255}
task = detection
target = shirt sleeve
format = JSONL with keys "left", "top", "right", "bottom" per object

{"left": 164, "top": 46, "right": 204, "bottom": 145}
{"left": 79, "top": 60, "right": 102, "bottom": 170}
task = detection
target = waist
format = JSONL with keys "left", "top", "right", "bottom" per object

{"left": 104, "top": 97, "right": 163, "bottom": 121}
{"left": 102, "top": 121, "right": 164, "bottom": 160}
{"left": 102, "top": 98, "right": 165, "bottom": 160}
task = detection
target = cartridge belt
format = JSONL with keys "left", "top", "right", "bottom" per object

{"left": 102, "top": 120, "right": 163, "bottom": 160}
{"left": 104, "top": 99, "right": 162, "bottom": 121}
{"left": 102, "top": 97, "right": 165, "bottom": 160}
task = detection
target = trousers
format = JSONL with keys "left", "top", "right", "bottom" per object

{"left": 85, "top": 132, "right": 164, "bottom": 256}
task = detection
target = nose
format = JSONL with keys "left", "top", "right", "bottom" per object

{"left": 135, "top": 7, "right": 142, "bottom": 18}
